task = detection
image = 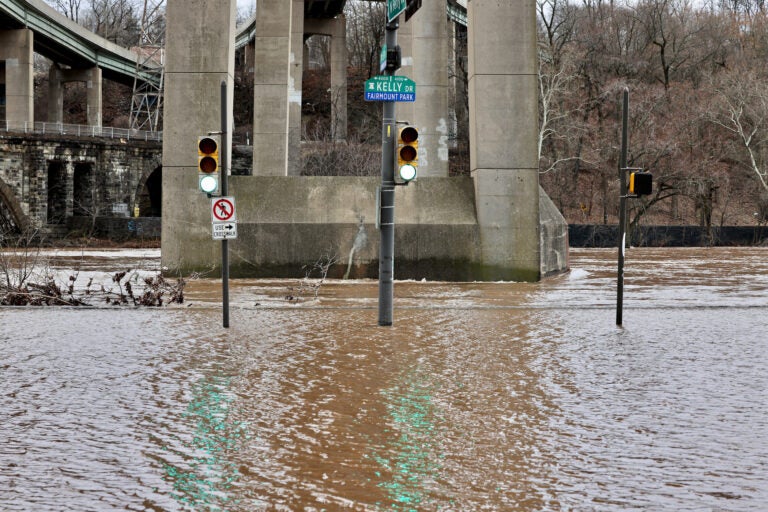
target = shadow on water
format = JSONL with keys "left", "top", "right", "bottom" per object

{"left": 1, "top": 247, "right": 767, "bottom": 510}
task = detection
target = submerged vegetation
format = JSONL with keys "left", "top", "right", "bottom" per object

{"left": 0, "top": 231, "right": 186, "bottom": 307}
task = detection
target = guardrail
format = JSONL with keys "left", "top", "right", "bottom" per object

{"left": 0, "top": 121, "right": 162, "bottom": 142}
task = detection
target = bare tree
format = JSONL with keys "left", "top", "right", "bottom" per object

{"left": 50, "top": 0, "right": 84, "bottom": 22}
{"left": 710, "top": 70, "right": 768, "bottom": 193}
{"left": 345, "top": 0, "right": 386, "bottom": 78}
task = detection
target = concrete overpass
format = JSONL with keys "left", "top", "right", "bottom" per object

{"left": 0, "top": 0, "right": 568, "bottom": 281}
{"left": 162, "top": 0, "right": 569, "bottom": 282}
{"left": 234, "top": 0, "right": 467, "bottom": 51}
{"left": 0, "top": 0, "right": 159, "bottom": 128}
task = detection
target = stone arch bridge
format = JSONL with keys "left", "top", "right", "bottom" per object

{"left": 0, "top": 134, "right": 162, "bottom": 237}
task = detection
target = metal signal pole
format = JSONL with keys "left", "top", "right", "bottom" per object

{"left": 220, "top": 80, "right": 230, "bottom": 328}
{"left": 617, "top": 88, "right": 629, "bottom": 326}
{"left": 378, "top": 17, "right": 399, "bottom": 326}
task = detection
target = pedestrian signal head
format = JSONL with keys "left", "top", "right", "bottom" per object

{"left": 395, "top": 126, "right": 418, "bottom": 184}
{"left": 629, "top": 171, "right": 652, "bottom": 196}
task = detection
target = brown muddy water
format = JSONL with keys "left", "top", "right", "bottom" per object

{"left": 1, "top": 247, "right": 767, "bottom": 511}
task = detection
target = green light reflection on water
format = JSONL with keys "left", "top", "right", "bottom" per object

{"left": 373, "top": 370, "right": 444, "bottom": 511}
{"left": 162, "top": 374, "right": 249, "bottom": 510}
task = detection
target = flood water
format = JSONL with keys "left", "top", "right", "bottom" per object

{"left": 1, "top": 247, "right": 767, "bottom": 511}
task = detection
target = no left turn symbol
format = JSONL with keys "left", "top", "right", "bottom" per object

{"left": 211, "top": 197, "right": 236, "bottom": 223}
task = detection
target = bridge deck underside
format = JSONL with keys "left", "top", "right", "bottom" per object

{"left": 305, "top": 0, "right": 347, "bottom": 18}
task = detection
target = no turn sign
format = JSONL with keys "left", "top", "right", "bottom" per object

{"left": 211, "top": 197, "right": 236, "bottom": 223}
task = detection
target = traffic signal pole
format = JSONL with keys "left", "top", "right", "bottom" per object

{"left": 617, "top": 88, "right": 629, "bottom": 327}
{"left": 378, "top": 17, "right": 399, "bottom": 326}
{"left": 220, "top": 80, "right": 230, "bottom": 328}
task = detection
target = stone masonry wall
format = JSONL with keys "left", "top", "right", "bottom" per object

{"left": 0, "top": 135, "right": 161, "bottom": 230}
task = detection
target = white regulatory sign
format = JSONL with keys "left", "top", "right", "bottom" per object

{"left": 212, "top": 222, "right": 237, "bottom": 240}
{"left": 211, "top": 196, "right": 236, "bottom": 223}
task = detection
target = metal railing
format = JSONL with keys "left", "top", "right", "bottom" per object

{"left": 0, "top": 121, "right": 162, "bottom": 142}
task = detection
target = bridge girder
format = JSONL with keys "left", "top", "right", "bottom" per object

{"left": 0, "top": 0, "right": 158, "bottom": 87}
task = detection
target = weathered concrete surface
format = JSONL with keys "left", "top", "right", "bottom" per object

{"left": 157, "top": 0, "right": 568, "bottom": 281}
{"left": 161, "top": 176, "right": 482, "bottom": 279}
{"left": 252, "top": 0, "right": 292, "bottom": 176}
{"left": 161, "top": 176, "right": 567, "bottom": 281}
{"left": 409, "top": 0, "right": 450, "bottom": 177}
{"left": 161, "top": 0, "right": 235, "bottom": 270}
{"left": 0, "top": 29, "right": 34, "bottom": 127}
{"left": 468, "top": 0, "right": 543, "bottom": 281}
{"left": 540, "top": 187, "right": 569, "bottom": 277}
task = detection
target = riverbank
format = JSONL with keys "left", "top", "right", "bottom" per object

{"left": 570, "top": 224, "right": 768, "bottom": 247}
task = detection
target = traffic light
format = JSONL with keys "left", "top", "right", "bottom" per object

{"left": 198, "top": 135, "right": 219, "bottom": 195}
{"left": 386, "top": 45, "right": 402, "bottom": 72}
{"left": 404, "top": 0, "right": 422, "bottom": 22}
{"left": 395, "top": 126, "right": 418, "bottom": 184}
{"left": 628, "top": 171, "right": 652, "bottom": 196}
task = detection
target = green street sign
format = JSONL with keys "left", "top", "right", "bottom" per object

{"left": 364, "top": 75, "right": 416, "bottom": 102}
{"left": 387, "top": 0, "right": 407, "bottom": 22}
{"left": 380, "top": 45, "right": 387, "bottom": 73}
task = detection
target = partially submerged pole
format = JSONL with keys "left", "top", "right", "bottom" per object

{"left": 378, "top": 17, "right": 399, "bottom": 327}
{"left": 617, "top": 89, "right": 629, "bottom": 326}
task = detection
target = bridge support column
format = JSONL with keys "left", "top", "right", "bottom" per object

{"left": 468, "top": 0, "right": 541, "bottom": 281}
{"left": 288, "top": 0, "right": 304, "bottom": 176}
{"left": 410, "top": 2, "right": 450, "bottom": 177}
{"left": 162, "top": 0, "right": 236, "bottom": 272}
{"left": 48, "top": 65, "right": 102, "bottom": 127}
{"left": 85, "top": 67, "right": 102, "bottom": 127}
{"left": 252, "top": 0, "right": 292, "bottom": 176}
{"left": 0, "top": 29, "right": 34, "bottom": 129}
{"left": 48, "top": 64, "right": 64, "bottom": 125}
{"left": 330, "top": 15, "right": 347, "bottom": 141}
{"left": 305, "top": 15, "right": 348, "bottom": 142}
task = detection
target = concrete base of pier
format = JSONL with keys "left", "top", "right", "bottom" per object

{"left": 160, "top": 176, "right": 568, "bottom": 281}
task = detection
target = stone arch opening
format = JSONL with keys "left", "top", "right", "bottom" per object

{"left": 137, "top": 166, "right": 162, "bottom": 217}
{"left": 0, "top": 178, "right": 27, "bottom": 235}
{"left": 47, "top": 161, "right": 67, "bottom": 224}
{"left": 73, "top": 162, "right": 94, "bottom": 216}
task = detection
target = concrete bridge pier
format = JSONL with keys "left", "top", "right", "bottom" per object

{"left": 159, "top": 0, "right": 567, "bottom": 280}
{"left": 304, "top": 15, "right": 348, "bottom": 142}
{"left": 253, "top": 2, "right": 349, "bottom": 176}
{"left": 399, "top": 1, "right": 450, "bottom": 177}
{"left": 468, "top": 0, "right": 549, "bottom": 281}
{"left": 161, "top": 0, "right": 236, "bottom": 270}
{"left": 48, "top": 64, "right": 103, "bottom": 127}
{"left": 0, "top": 29, "right": 34, "bottom": 128}
{"left": 252, "top": 0, "right": 292, "bottom": 176}
{"left": 288, "top": 0, "right": 304, "bottom": 176}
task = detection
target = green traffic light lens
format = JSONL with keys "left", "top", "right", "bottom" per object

{"left": 199, "top": 174, "right": 218, "bottom": 194}
{"left": 399, "top": 164, "right": 417, "bottom": 182}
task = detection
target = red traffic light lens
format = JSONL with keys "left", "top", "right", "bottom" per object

{"left": 400, "top": 126, "right": 418, "bottom": 144}
{"left": 199, "top": 156, "right": 217, "bottom": 173}
{"left": 400, "top": 146, "right": 417, "bottom": 162}
{"left": 198, "top": 137, "right": 218, "bottom": 155}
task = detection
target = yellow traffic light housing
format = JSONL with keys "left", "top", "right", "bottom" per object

{"left": 628, "top": 171, "right": 652, "bottom": 196}
{"left": 395, "top": 126, "right": 418, "bottom": 184}
{"left": 198, "top": 135, "right": 219, "bottom": 194}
